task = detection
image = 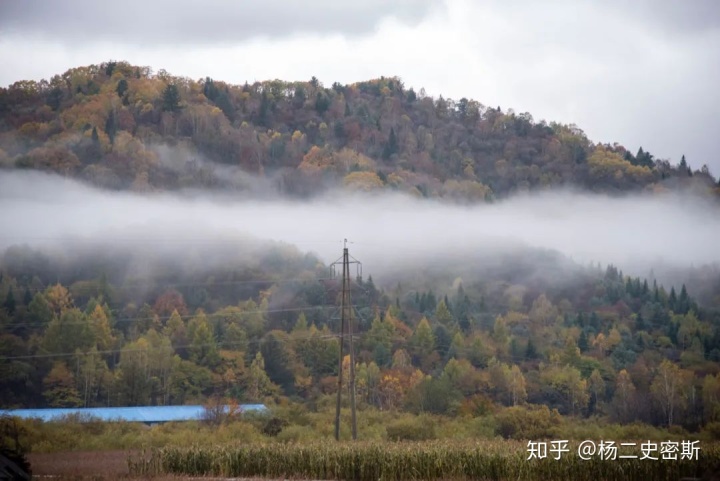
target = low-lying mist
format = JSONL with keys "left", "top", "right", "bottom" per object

{"left": 0, "top": 169, "right": 718, "bottom": 291}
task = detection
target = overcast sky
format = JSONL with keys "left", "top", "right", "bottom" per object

{"left": 1, "top": 0, "right": 718, "bottom": 174}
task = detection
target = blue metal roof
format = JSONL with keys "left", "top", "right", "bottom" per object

{"left": 0, "top": 404, "right": 267, "bottom": 423}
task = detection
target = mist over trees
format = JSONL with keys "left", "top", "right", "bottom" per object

{"left": 1, "top": 61, "right": 719, "bottom": 438}
{"left": 0, "top": 234, "right": 718, "bottom": 433}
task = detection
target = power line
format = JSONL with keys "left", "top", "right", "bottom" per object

{"left": 5, "top": 276, "right": 334, "bottom": 296}
{"left": 0, "top": 329, "right": 369, "bottom": 362}
{"left": 1, "top": 304, "right": 367, "bottom": 331}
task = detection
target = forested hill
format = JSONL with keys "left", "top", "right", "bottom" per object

{"left": 1, "top": 61, "right": 718, "bottom": 200}
{"left": 2, "top": 61, "right": 720, "bottom": 439}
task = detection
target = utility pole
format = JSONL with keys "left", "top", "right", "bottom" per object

{"left": 332, "top": 239, "right": 360, "bottom": 441}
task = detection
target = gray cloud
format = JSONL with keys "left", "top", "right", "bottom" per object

{"left": 0, "top": 0, "right": 437, "bottom": 44}
{"left": 605, "top": 0, "right": 720, "bottom": 36}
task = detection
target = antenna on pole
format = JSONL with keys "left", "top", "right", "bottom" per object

{"left": 332, "top": 239, "right": 360, "bottom": 441}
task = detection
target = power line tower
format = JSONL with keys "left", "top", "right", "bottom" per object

{"left": 331, "top": 239, "right": 361, "bottom": 441}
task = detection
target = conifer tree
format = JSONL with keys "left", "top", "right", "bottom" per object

{"left": 162, "top": 84, "right": 181, "bottom": 112}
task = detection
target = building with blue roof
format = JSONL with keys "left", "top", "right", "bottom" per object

{"left": 0, "top": 404, "right": 268, "bottom": 425}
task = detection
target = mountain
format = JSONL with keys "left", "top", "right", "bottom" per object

{"left": 1, "top": 61, "right": 719, "bottom": 440}
{"left": 1, "top": 60, "right": 718, "bottom": 200}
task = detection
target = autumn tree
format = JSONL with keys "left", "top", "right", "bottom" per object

{"left": 587, "top": 368, "right": 606, "bottom": 415}
{"left": 434, "top": 298, "right": 456, "bottom": 331}
{"left": 187, "top": 311, "right": 219, "bottom": 368}
{"left": 508, "top": 364, "right": 527, "bottom": 406}
{"left": 650, "top": 360, "right": 693, "bottom": 426}
{"left": 260, "top": 330, "right": 296, "bottom": 393}
{"left": 540, "top": 364, "right": 589, "bottom": 415}
{"left": 115, "top": 338, "right": 151, "bottom": 406}
{"left": 366, "top": 312, "right": 394, "bottom": 367}
{"left": 43, "top": 361, "right": 82, "bottom": 407}
{"left": 77, "top": 348, "right": 111, "bottom": 407}
{"left": 154, "top": 289, "right": 188, "bottom": 317}
{"left": 43, "top": 308, "right": 94, "bottom": 356}
{"left": 409, "top": 317, "right": 435, "bottom": 368}
{"left": 702, "top": 374, "right": 720, "bottom": 423}
{"left": 244, "top": 352, "right": 279, "bottom": 402}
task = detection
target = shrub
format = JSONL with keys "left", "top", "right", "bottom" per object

{"left": 386, "top": 416, "right": 436, "bottom": 441}
{"left": 495, "top": 405, "right": 563, "bottom": 440}
{"left": 262, "top": 417, "right": 289, "bottom": 436}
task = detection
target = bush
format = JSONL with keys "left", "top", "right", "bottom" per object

{"left": 495, "top": 405, "right": 563, "bottom": 440}
{"left": 262, "top": 417, "right": 289, "bottom": 436}
{"left": 0, "top": 416, "right": 32, "bottom": 477}
{"left": 275, "top": 425, "right": 320, "bottom": 443}
{"left": 386, "top": 416, "right": 436, "bottom": 441}
{"left": 703, "top": 422, "right": 720, "bottom": 440}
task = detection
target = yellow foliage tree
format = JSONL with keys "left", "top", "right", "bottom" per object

{"left": 343, "top": 171, "right": 384, "bottom": 191}
{"left": 298, "top": 145, "right": 335, "bottom": 174}
{"left": 588, "top": 146, "right": 652, "bottom": 184}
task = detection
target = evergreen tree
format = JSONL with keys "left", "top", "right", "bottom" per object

{"left": 258, "top": 91, "right": 270, "bottom": 126}
{"left": 202, "top": 77, "right": 218, "bottom": 101}
{"left": 260, "top": 331, "right": 295, "bottom": 393}
{"left": 635, "top": 312, "right": 645, "bottom": 331}
{"left": 525, "top": 338, "right": 538, "bottom": 359}
{"left": 448, "top": 332, "right": 465, "bottom": 359}
{"left": 680, "top": 155, "right": 688, "bottom": 170}
{"left": 4, "top": 289, "right": 15, "bottom": 315}
{"left": 433, "top": 324, "right": 451, "bottom": 359}
{"left": 677, "top": 285, "right": 690, "bottom": 314}
{"left": 47, "top": 87, "right": 63, "bottom": 111}
{"left": 334, "top": 121, "right": 345, "bottom": 139}
{"left": 668, "top": 287, "right": 677, "bottom": 311}
{"left": 426, "top": 290, "right": 437, "bottom": 312}
{"left": 104, "top": 61, "right": 117, "bottom": 76}
{"left": 104, "top": 110, "right": 117, "bottom": 144}
{"left": 510, "top": 338, "right": 523, "bottom": 360}
{"left": 315, "top": 92, "right": 330, "bottom": 114}
{"left": 435, "top": 299, "right": 455, "bottom": 330}
{"left": 293, "top": 85, "right": 306, "bottom": 107}
{"left": 410, "top": 317, "right": 435, "bottom": 362}
{"left": 382, "top": 127, "right": 398, "bottom": 159}
{"left": 372, "top": 343, "right": 391, "bottom": 367}
{"left": 162, "top": 84, "right": 181, "bottom": 112}
{"left": 22, "top": 287, "right": 32, "bottom": 306}
{"left": 116, "top": 79, "right": 128, "bottom": 98}
{"left": 578, "top": 330, "right": 589, "bottom": 352}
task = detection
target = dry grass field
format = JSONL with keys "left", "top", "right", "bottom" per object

{"left": 27, "top": 451, "right": 285, "bottom": 480}
{"left": 28, "top": 451, "right": 132, "bottom": 478}
{"left": 26, "top": 443, "right": 720, "bottom": 481}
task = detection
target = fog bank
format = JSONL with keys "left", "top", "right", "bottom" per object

{"left": 0, "top": 170, "right": 718, "bottom": 284}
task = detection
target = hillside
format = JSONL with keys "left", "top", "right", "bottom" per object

{"left": 1, "top": 61, "right": 718, "bottom": 200}
{"left": 0, "top": 230, "right": 719, "bottom": 436}
{"left": 1, "top": 61, "right": 720, "bottom": 443}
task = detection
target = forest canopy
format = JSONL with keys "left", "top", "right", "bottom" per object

{"left": 0, "top": 62, "right": 719, "bottom": 440}
{"left": 0, "top": 61, "right": 718, "bottom": 201}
